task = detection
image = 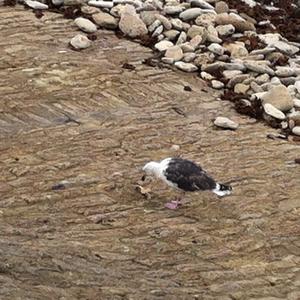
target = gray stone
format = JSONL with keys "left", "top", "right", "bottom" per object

{"left": 292, "top": 126, "right": 300, "bottom": 136}
{"left": 88, "top": 0, "right": 114, "bottom": 8}
{"left": 224, "top": 42, "right": 248, "bottom": 58}
{"left": 228, "top": 74, "right": 251, "bottom": 88}
{"left": 148, "top": 20, "right": 161, "bottom": 33}
{"left": 164, "top": 6, "right": 184, "bottom": 15}
{"left": 294, "top": 98, "right": 300, "bottom": 108}
{"left": 181, "top": 43, "right": 195, "bottom": 52}
{"left": 161, "top": 57, "right": 174, "bottom": 64}
{"left": 154, "top": 40, "right": 174, "bottom": 52}
{"left": 139, "top": 11, "right": 157, "bottom": 26}
{"left": 183, "top": 52, "right": 196, "bottom": 63}
{"left": 244, "top": 61, "right": 275, "bottom": 76}
{"left": 164, "top": 30, "right": 180, "bottom": 41}
{"left": 74, "top": 17, "right": 97, "bottom": 33}
{"left": 187, "top": 25, "right": 206, "bottom": 39}
{"left": 180, "top": 8, "right": 214, "bottom": 21}
{"left": 211, "top": 80, "right": 224, "bottom": 89}
{"left": 273, "top": 41, "right": 299, "bottom": 56}
{"left": 201, "top": 71, "right": 214, "bottom": 80}
{"left": 92, "top": 12, "right": 118, "bottom": 29}
{"left": 152, "top": 25, "right": 164, "bottom": 37}
{"left": 52, "top": 0, "right": 64, "bottom": 5}
{"left": 255, "top": 73, "right": 270, "bottom": 84}
{"left": 260, "top": 85, "right": 294, "bottom": 112}
{"left": 275, "top": 67, "right": 296, "bottom": 77}
{"left": 190, "top": 35, "right": 203, "bottom": 48}
{"left": 70, "top": 34, "right": 92, "bottom": 50}
{"left": 214, "top": 117, "right": 239, "bottom": 129}
{"left": 171, "top": 18, "right": 183, "bottom": 31}
{"left": 24, "top": 0, "right": 48, "bottom": 9}
{"left": 215, "top": 1, "right": 229, "bottom": 14}
{"left": 175, "top": 61, "right": 198, "bottom": 72}
{"left": 208, "top": 43, "right": 225, "bottom": 56}
{"left": 165, "top": 46, "right": 184, "bottom": 61}
{"left": 215, "top": 13, "right": 255, "bottom": 32}
{"left": 223, "top": 70, "right": 242, "bottom": 79}
{"left": 119, "top": 5, "right": 148, "bottom": 38}
{"left": 216, "top": 24, "right": 235, "bottom": 36}
{"left": 195, "top": 13, "right": 216, "bottom": 27}
{"left": 263, "top": 103, "right": 286, "bottom": 120}
{"left": 234, "top": 83, "right": 249, "bottom": 94}
{"left": 190, "top": 0, "right": 214, "bottom": 10}
{"left": 176, "top": 31, "right": 187, "bottom": 45}
{"left": 251, "top": 47, "right": 276, "bottom": 55}
{"left": 156, "top": 15, "right": 172, "bottom": 30}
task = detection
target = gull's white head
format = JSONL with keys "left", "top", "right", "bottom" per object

{"left": 142, "top": 161, "right": 161, "bottom": 177}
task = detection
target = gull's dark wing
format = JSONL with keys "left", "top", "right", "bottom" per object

{"left": 164, "top": 158, "right": 216, "bottom": 192}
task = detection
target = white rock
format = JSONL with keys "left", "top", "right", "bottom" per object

{"left": 70, "top": 34, "right": 92, "bottom": 50}
{"left": 154, "top": 40, "right": 174, "bottom": 52}
{"left": 88, "top": 0, "right": 114, "bottom": 8}
{"left": 293, "top": 98, "right": 300, "bottom": 108}
{"left": 214, "top": 117, "right": 239, "bottom": 129}
{"left": 216, "top": 24, "right": 235, "bottom": 36}
{"left": 171, "top": 18, "right": 183, "bottom": 30}
{"left": 201, "top": 71, "right": 214, "bottom": 80}
{"left": 165, "top": 46, "right": 183, "bottom": 61}
{"left": 275, "top": 67, "right": 296, "bottom": 77}
{"left": 292, "top": 126, "right": 300, "bottom": 136}
{"left": 191, "top": 0, "right": 214, "bottom": 10}
{"left": 261, "top": 84, "right": 294, "bottom": 112}
{"left": 183, "top": 52, "right": 196, "bottom": 63}
{"left": 74, "top": 17, "right": 97, "bottom": 33}
{"left": 263, "top": 103, "right": 286, "bottom": 120}
{"left": 156, "top": 15, "right": 172, "bottom": 30}
{"left": 180, "top": 8, "right": 214, "bottom": 21}
{"left": 170, "top": 144, "right": 180, "bottom": 151}
{"left": 92, "top": 12, "right": 118, "bottom": 29}
{"left": 208, "top": 43, "right": 225, "bottom": 56}
{"left": 119, "top": 5, "right": 148, "bottom": 38}
{"left": 24, "top": 0, "right": 48, "bottom": 9}
{"left": 273, "top": 41, "right": 299, "bottom": 56}
{"left": 164, "top": 6, "right": 184, "bottom": 15}
{"left": 52, "top": 0, "right": 64, "bottom": 5}
{"left": 223, "top": 70, "right": 242, "bottom": 79}
{"left": 152, "top": 25, "right": 164, "bottom": 37}
{"left": 176, "top": 31, "right": 187, "bottom": 45}
{"left": 244, "top": 61, "right": 275, "bottom": 76}
{"left": 175, "top": 61, "right": 198, "bottom": 72}
{"left": 190, "top": 35, "right": 202, "bottom": 48}
{"left": 181, "top": 43, "right": 195, "bottom": 53}
{"left": 211, "top": 80, "right": 224, "bottom": 89}
{"left": 148, "top": 20, "right": 161, "bottom": 33}
{"left": 161, "top": 57, "right": 174, "bottom": 64}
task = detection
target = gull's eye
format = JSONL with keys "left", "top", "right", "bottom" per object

{"left": 141, "top": 175, "right": 146, "bottom": 181}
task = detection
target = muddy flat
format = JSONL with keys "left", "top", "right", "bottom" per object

{"left": 0, "top": 6, "right": 300, "bottom": 300}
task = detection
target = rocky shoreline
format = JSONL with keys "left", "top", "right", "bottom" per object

{"left": 3, "top": 0, "right": 300, "bottom": 139}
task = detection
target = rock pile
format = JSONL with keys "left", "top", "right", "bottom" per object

{"left": 10, "top": 0, "right": 300, "bottom": 136}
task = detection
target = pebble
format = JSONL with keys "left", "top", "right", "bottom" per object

{"left": 224, "top": 42, "right": 248, "bottom": 58}
{"left": 92, "top": 12, "right": 118, "bottom": 29}
{"left": 292, "top": 126, "right": 300, "bottom": 136}
{"left": 70, "top": 34, "right": 92, "bottom": 50}
{"left": 190, "top": 35, "right": 202, "bottom": 48}
{"left": 74, "top": 17, "right": 97, "bottom": 33}
{"left": 156, "top": 15, "right": 172, "bottom": 30}
{"left": 174, "top": 61, "right": 198, "bottom": 72}
{"left": 152, "top": 25, "right": 164, "bottom": 37}
{"left": 211, "top": 80, "right": 224, "bottom": 89}
{"left": 255, "top": 73, "right": 270, "bottom": 84}
{"left": 187, "top": 25, "right": 206, "bottom": 39}
{"left": 88, "top": 0, "right": 114, "bottom": 8}
{"left": 24, "top": 0, "right": 48, "bottom": 9}
{"left": 164, "top": 30, "right": 180, "bottom": 41}
{"left": 164, "top": 6, "right": 184, "bottom": 15}
{"left": 214, "top": 117, "right": 239, "bottom": 130}
{"left": 195, "top": 13, "right": 216, "bottom": 27}
{"left": 161, "top": 57, "right": 174, "bottom": 64}
{"left": 201, "top": 71, "right": 214, "bottom": 80}
{"left": 52, "top": 0, "right": 64, "bottom": 5}
{"left": 273, "top": 41, "right": 299, "bottom": 56}
{"left": 171, "top": 19, "right": 183, "bottom": 30}
{"left": 208, "top": 43, "right": 225, "bottom": 56}
{"left": 170, "top": 144, "right": 180, "bottom": 151}
{"left": 140, "top": 11, "right": 157, "bottom": 26}
{"left": 119, "top": 5, "right": 148, "bottom": 38}
{"left": 165, "top": 46, "right": 183, "bottom": 61}
{"left": 294, "top": 98, "right": 300, "bottom": 108}
{"left": 181, "top": 43, "right": 195, "bottom": 52}
{"left": 244, "top": 61, "right": 275, "bottom": 76}
{"left": 179, "top": 8, "right": 208, "bottom": 21}
{"left": 216, "top": 24, "right": 235, "bottom": 36}
{"left": 261, "top": 84, "right": 294, "bottom": 112}
{"left": 183, "top": 52, "right": 196, "bottom": 63}
{"left": 223, "top": 70, "right": 242, "bottom": 79}
{"left": 190, "top": 0, "right": 214, "bottom": 10}
{"left": 275, "top": 67, "right": 296, "bottom": 77}
{"left": 176, "top": 31, "right": 187, "bottom": 45}
{"left": 215, "top": 1, "right": 229, "bottom": 14}
{"left": 215, "top": 13, "right": 255, "bottom": 32}
{"left": 234, "top": 83, "right": 249, "bottom": 94}
{"left": 154, "top": 40, "right": 174, "bottom": 52}
{"left": 263, "top": 103, "right": 286, "bottom": 120}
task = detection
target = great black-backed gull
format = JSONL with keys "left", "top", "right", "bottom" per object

{"left": 142, "top": 157, "right": 232, "bottom": 209}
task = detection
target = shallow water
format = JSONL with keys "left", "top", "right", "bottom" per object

{"left": 0, "top": 6, "right": 300, "bottom": 300}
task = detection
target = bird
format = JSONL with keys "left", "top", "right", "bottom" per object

{"left": 142, "top": 157, "right": 232, "bottom": 209}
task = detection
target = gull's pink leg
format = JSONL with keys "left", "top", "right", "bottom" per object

{"left": 164, "top": 194, "right": 184, "bottom": 210}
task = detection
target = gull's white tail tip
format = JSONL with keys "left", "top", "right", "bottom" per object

{"left": 213, "top": 183, "right": 232, "bottom": 197}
